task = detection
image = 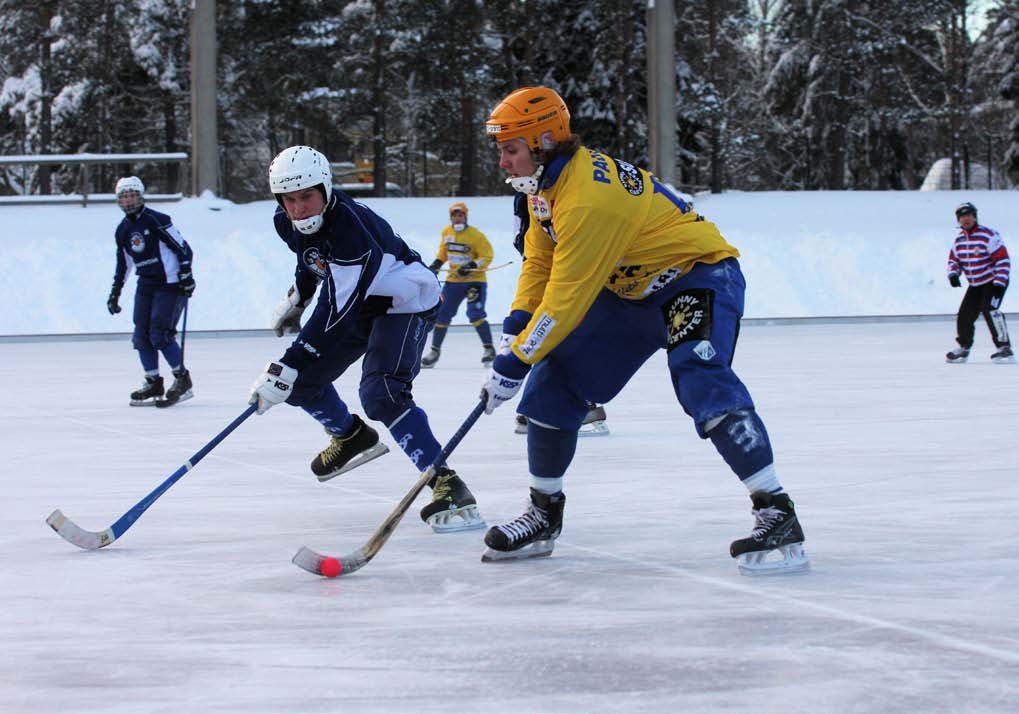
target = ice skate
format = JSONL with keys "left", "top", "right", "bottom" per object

{"left": 311, "top": 415, "right": 390, "bottom": 482}
{"left": 482, "top": 488, "right": 564, "bottom": 562}
{"left": 421, "top": 347, "right": 441, "bottom": 368}
{"left": 129, "top": 375, "right": 164, "bottom": 406}
{"left": 481, "top": 345, "right": 496, "bottom": 365}
{"left": 991, "top": 345, "right": 1015, "bottom": 364}
{"left": 155, "top": 368, "right": 193, "bottom": 407}
{"left": 578, "top": 404, "right": 609, "bottom": 436}
{"left": 419, "top": 467, "right": 485, "bottom": 533}
{"left": 945, "top": 345, "right": 970, "bottom": 363}
{"left": 730, "top": 491, "right": 810, "bottom": 576}
{"left": 514, "top": 414, "right": 528, "bottom": 434}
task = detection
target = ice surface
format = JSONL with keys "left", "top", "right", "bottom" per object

{"left": 2, "top": 322, "right": 1017, "bottom": 713}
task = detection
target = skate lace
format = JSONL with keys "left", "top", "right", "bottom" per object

{"left": 432, "top": 472, "right": 455, "bottom": 501}
{"left": 321, "top": 425, "right": 360, "bottom": 463}
{"left": 498, "top": 504, "right": 548, "bottom": 542}
{"left": 750, "top": 506, "right": 783, "bottom": 538}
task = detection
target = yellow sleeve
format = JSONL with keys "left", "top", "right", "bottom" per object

{"left": 511, "top": 191, "right": 641, "bottom": 364}
{"left": 511, "top": 216, "right": 554, "bottom": 315}
{"left": 435, "top": 228, "right": 451, "bottom": 264}
{"left": 472, "top": 229, "right": 494, "bottom": 268}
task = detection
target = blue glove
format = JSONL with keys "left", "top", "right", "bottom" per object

{"left": 178, "top": 263, "right": 196, "bottom": 297}
{"left": 481, "top": 352, "right": 530, "bottom": 415}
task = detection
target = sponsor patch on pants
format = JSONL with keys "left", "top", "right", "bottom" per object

{"left": 662, "top": 288, "right": 713, "bottom": 351}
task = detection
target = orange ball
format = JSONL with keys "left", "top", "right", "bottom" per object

{"left": 321, "top": 557, "right": 342, "bottom": 578}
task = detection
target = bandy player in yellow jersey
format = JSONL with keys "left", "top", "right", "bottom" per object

{"left": 422, "top": 202, "right": 496, "bottom": 367}
{"left": 478, "top": 86, "right": 809, "bottom": 575}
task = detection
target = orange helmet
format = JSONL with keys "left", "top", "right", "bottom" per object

{"left": 449, "top": 201, "right": 468, "bottom": 218}
{"left": 485, "top": 86, "right": 571, "bottom": 152}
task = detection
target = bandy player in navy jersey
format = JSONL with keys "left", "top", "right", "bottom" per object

{"left": 247, "top": 146, "right": 484, "bottom": 532}
{"left": 945, "top": 202, "right": 1013, "bottom": 364}
{"left": 107, "top": 176, "right": 195, "bottom": 407}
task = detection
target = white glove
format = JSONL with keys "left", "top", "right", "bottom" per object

{"left": 497, "top": 332, "right": 516, "bottom": 357}
{"left": 249, "top": 362, "right": 298, "bottom": 415}
{"left": 270, "top": 287, "right": 308, "bottom": 337}
{"left": 481, "top": 367, "right": 525, "bottom": 415}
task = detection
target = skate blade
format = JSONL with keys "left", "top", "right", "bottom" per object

{"left": 578, "top": 421, "right": 609, "bottom": 437}
{"left": 155, "top": 390, "right": 193, "bottom": 408}
{"left": 735, "top": 543, "right": 810, "bottom": 576}
{"left": 427, "top": 505, "right": 486, "bottom": 533}
{"left": 317, "top": 443, "right": 390, "bottom": 482}
{"left": 992, "top": 356, "right": 1016, "bottom": 364}
{"left": 129, "top": 399, "right": 161, "bottom": 407}
{"left": 481, "top": 539, "right": 555, "bottom": 562}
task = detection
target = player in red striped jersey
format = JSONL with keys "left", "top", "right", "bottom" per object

{"left": 946, "top": 202, "right": 1013, "bottom": 364}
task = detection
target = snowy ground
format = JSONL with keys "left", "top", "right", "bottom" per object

{"left": 3, "top": 321, "right": 1017, "bottom": 714}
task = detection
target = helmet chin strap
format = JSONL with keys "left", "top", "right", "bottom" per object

{"left": 506, "top": 165, "right": 544, "bottom": 195}
{"left": 293, "top": 214, "right": 324, "bottom": 235}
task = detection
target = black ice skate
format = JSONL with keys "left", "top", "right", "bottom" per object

{"left": 155, "top": 368, "right": 193, "bottom": 408}
{"left": 481, "top": 345, "right": 496, "bottom": 365}
{"left": 311, "top": 415, "right": 390, "bottom": 482}
{"left": 421, "top": 347, "right": 441, "bottom": 368}
{"left": 945, "top": 346, "right": 970, "bottom": 363}
{"left": 129, "top": 375, "right": 164, "bottom": 406}
{"left": 730, "top": 491, "right": 809, "bottom": 576}
{"left": 514, "top": 414, "right": 528, "bottom": 434}
{"left": 419, "top": 467, "right": 485, "bottom": 533}
{"left": 579, "top": 404, "right": 609, "bottom": 437}
{"left": 482, "top": 488, "right": 564, "bottom": 562}
{"left": 991, "top": 345, "right": 1015, "bottom": 364}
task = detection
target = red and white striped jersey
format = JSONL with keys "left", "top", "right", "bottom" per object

{"left": 947, "top": 224, "right": 1011, "bottom": 287}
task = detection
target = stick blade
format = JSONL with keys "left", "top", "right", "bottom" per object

{"left": 292, "top": 545, "right": 368, "bottom": 577}
{"left": 46, "top": 509, "right": 115, "bottom": 550}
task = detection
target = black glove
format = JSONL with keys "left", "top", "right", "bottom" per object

{"left": 457, "top": 261, "right": 478, "bottom": 277}
{"left": 949, "top": 274, "right": 961, "bottom": 288}
{"left": 107, "top": 284, "right": 122, "bottom": 315}
{"left": 428, "top": 259, "right": 443, "bottom": 275}
{"left": 989, "top": 283, "right": 1006, "bottom": 310}
{"left": 178, "top": 264, "right": 196, "bottom": 297}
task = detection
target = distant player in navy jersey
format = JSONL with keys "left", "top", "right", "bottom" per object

{"left": 248, "top": 145, "right": 484, "bottom": 532}
{"left": 107, "top": 176, "right": 195, "bottom": 406}
{"left": 945, "top": 202, "right": 1013, "bottom": 364}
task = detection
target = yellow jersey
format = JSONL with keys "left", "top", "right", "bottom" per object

{"left": 435, "top": 225, "right": 495, "bottom": 284}
{"left": 511, "top": 147, "right": 739, "bottom": 364}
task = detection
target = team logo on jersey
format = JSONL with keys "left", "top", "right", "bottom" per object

{"left": 302, "top": 247, "right": 328, "bottom": 279}
{"left": 129, "top": 232, "right": 146, "bottom": 252}
{"left": 446, "top": 242, "right": 469, "bottom": 254}
{"left": 662, "top": 288, "right": 713, "bottom": 351}
{"left": 613, "top": 158, "right": 645, "bottom": 195}
{"left": 530, "top": 195, "right": 551, "bottom": 220}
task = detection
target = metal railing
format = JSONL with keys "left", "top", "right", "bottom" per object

{"left": 0, "top": 152, "right": 188, "bottom": 207}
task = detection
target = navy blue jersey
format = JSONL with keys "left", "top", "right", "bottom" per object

{"left": 113, "top": 207, "right": 192, "bottom": 287}
{"left": 274, "top": 191, "right": 440, "bottom": 370}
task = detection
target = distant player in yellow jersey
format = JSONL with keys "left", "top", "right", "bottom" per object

{"left": 422, "top": 202, "right": 496, "bottom": 367}
{"left": 479, "top": 86, "right": 809, "bottom": 575}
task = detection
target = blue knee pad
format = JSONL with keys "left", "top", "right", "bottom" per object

{"left": 528, "top": 421, "right": 578, "bottom": 478}
{"left": 359, "top": 373, "right": 413, "bottom": 425}
{"left": 706, "top": 409, "right": 774, "bottom": 480}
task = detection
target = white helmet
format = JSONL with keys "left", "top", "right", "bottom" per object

{"left": 115, "top": 176, "right": 145, "bottom": 213}
{"left": 269, "top": 146, "right": 333, "bottom": 235}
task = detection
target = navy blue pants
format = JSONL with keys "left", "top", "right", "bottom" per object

{"left": 435, "top": 281, "right": 487, "bottom": 326}
{"left": 132, "top": 281, "right": 185, "bottom": 372}
{"left": 520, "top": 258, "right": 755, "bottom": 435}
{"left": 287, "top": 309, "right": 435, "bottom": 426}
